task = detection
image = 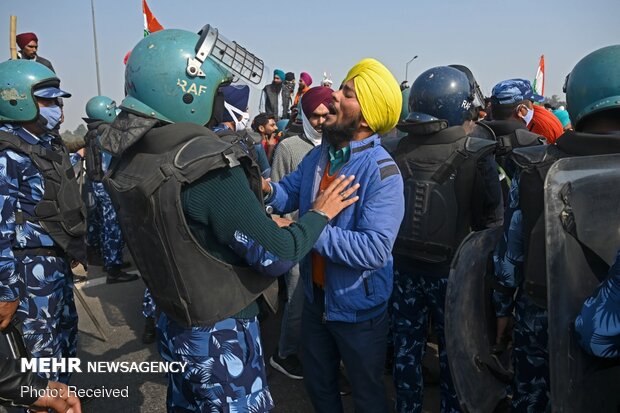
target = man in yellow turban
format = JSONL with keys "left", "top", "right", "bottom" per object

{"left": 263, "top": 58, "right": 405, "bottom": 412}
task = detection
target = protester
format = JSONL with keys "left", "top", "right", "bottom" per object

{"left": 282, "top": 72, "right": 296, "bottom": 119}
{"left": 269, "top": 86, "right": 333, "bottom": 381}
{"left": 293, "top": 71, "right": 313, "bottom": 107}
{"left": 259, "top": 69, "right": 286, "bottom": 119}
{"left": 15, "top": 32, "right": 55, "bottom": 72}
{"left": 552, "top": 108, "right": 572, "bottom": 130}
{"left": 265, "top": 58, "right": 404, "bottom": 412}
{"left": 252, "top": 112, "right": 280, "bottom": 163}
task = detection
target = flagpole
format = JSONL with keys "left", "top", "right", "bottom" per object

{"left": 90, "top": 0, "right": 102, "bottom": 95}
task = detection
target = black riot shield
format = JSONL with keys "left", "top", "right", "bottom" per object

{"left": 446, "top": 227, "right": 511, "bottom": 412}
{"left": 545, "top": 154, "right": 620, "bottom": 412}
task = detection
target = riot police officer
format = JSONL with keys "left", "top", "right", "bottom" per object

{"left": 0, "top": 60, "right": 85, "bottom": 384}
{"left": 100, "top": 26, "right": 358, "bottom": 412}
{"left": 83, "top": 96, "right": 138, "bottom": 284}
{"left": 391, "top": 65, "right": 503, "bottom": 413}
{"left": 492, "top": 44, "right": 620, "bottom": 412}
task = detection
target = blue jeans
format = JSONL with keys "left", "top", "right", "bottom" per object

{"left": 277, "top": 264, "right": 304, "bottom": 357}
{"left": 302, "top": 286, "right": 389, "bottom": 413}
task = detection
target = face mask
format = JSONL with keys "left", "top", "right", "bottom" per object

{"left": 301, "top": 109, "right": 323, "bottom": 146}
{"left": 39, "top": 105, "right": 62, "bottom": 131}
{"left": 224, "top": 102, "right": 250, "bottom": 131}
{"left": 520, "top": 105, "right": 534, "bottom": 126}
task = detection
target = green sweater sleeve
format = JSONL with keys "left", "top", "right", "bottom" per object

{"left": 182, "top": 165, "right": 327, "bottom": 262}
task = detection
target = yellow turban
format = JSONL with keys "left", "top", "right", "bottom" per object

{"left": 344, "top": 58, "right": 401, "bottom": 135}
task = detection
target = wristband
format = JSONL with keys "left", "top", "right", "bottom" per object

{"left": 309, "top": 209, "right": 330, "bottom": 220}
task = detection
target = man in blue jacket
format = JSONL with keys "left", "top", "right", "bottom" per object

{"left": 266, "top": 58, "right": 405, "bottom": 413}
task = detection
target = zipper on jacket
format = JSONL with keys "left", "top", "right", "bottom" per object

{"left": 363, "top": 278, "right": 370, "bottom": 296}
{"left": 322, "top": 312, "right": 327, "bottom": 324}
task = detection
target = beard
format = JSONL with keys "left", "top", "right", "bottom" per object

{"left": 322, "top": 114, "right": 361, "bottom": 148}
{"left": 272, "top": 82, "right": 282, "bottom": 93}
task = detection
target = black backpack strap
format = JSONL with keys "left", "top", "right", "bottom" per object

{"left": 430, "top": 148, "right": 470, "bottom": 184}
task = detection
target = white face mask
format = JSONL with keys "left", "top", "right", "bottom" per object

{"left": 520, "top": 105, "right": 534, "bottom": 126}
{"left": 224, "top": 102, "right": 250, "bottom": 131}
{"left": 301, "top": 109, "right": 323, "bottom": 146}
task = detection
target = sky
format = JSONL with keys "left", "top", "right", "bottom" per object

{"left": 2, "top": 0, "right": 619, "bottom": 132}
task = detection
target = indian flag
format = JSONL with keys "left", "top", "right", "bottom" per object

{"left": 533, "top": 55, "right": 544, "bottom": 96}
{"left": 143, "top": 0, "right": 163, "bottom": 36}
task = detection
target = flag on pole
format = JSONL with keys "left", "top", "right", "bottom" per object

{"left": 143, "top": 0, "right": 163, "bottom": 37}
{"left": 533, "top": 54, "right": 545, "bottom": 97}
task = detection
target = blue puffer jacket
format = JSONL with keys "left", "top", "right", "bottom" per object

{"left": 269, "top": 134, "right": 404, "bottom": 322}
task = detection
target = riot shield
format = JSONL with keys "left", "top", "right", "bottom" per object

{"left": 545, "top": 154, "right": 620, "bottom": 412}
{"left": 446, "top": 227, "right": 511, "bottom": 412}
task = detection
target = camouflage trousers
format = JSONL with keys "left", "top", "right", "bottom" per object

{"left": 142, "top": 288, "right": 157, "bottom": 319}
{"left": 392, "top": 270, "right": 461, "bottom": 413}
{"left": 15, "top": 256, "right": 78, "bottom": 383}
{"left": 157, "top": 312, "right": 274, "bottom": 412}
{"left": 511, "top": 293, "right": 549, "bottom": 413}
{"left": 88, "top": 181, "right": 124, "bottom": 269}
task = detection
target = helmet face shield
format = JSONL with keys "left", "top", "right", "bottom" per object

{"left": 192, "top": 25, "right": 264, "bottom": 85}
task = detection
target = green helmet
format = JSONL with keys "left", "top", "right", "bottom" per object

{"left": 86, "top": 96, "right": 118, "bottom": 123}
{"left": 565, "top": 44, "right": 620, "bottom": 130}
{"left": 0, "top": 59, "right": 60, "bottom": 122}
{"left": 122, "top": 25, "right": 264, "bottom": 125}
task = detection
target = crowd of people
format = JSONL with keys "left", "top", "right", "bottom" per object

{"left": 0, "top": 25, "right": 618, "bottom": 413}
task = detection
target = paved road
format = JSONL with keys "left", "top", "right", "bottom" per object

{"left": 71, "top": 262, "right": 440, "bottom": 412}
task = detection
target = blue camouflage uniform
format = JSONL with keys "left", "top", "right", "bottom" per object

{"left": 392, "top": 270, "right": 460, "bottom": 413}
{"left": 157, "top": 230, "right": 292, "bottom": 412}
{"left": 142, "top": 288, "right": 157, "bottom": 319}
{"left": 88, "top": 149, "right": 124, "bottom": 270}
{"left": 575, "top": 248, "right": 620, "bottom": 358}
{"left": 0, "top": 124, "right": 78, "bottom": 383}
{"left": 493, "top": 172, "right": 550, "bottom": 412}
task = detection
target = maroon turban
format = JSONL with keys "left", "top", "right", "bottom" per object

{"left": 16, "top": 32, "right": 38, "bottom": 49}
{"left": 300, "top": 72, "right": 313, "bottom": 87}
{"left": 301, "top": 86, "right": 334, "bottom": 118}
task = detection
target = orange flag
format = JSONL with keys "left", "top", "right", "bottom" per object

{"left": 143, "top": 0, "right": 163, "bottom": 36}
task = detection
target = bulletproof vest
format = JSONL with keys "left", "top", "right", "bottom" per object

{"left": 483, "top": 120, "right": 545, "bottom": 175}
{"left": 104, "top": 122, "right": 271, "bottom": 328}
{"left": 84, "top": 121, "right": 107, "bottom": 181}
{"left": 513, "top": 131, "right": 620, "bottom": 307}
{"left": 215, "top": 128, "right": 260, "bottom": 166}
{"left": 392, "top": 125, "right": 496, "bottom": 263}
{"left": 0, "top": 131, "right": 86, "bottom": 263}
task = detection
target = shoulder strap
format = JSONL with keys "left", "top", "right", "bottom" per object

{"left": 0, "top": 131, "right": 63, "bottom": 164}
{"left": 431, "top": 136, "right": 495, "bottom": 184}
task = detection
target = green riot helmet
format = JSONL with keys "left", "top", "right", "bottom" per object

{"left": 122, "top": 24, "right": 264, "bottom": 125}
{"left": 85, "top": 96, "right": 118, "bottom": 123}
{"left": 565, "top": 44, "right": 620, "bottom": 130}
{"left": 0, "top": 60, "right": 63, "bottom": 122}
